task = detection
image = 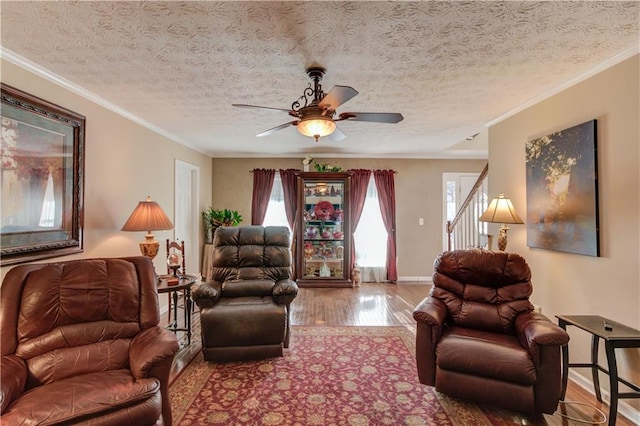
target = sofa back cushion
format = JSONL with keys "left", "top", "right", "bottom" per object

{"left": 430, "top": 250, "right": 533, "bottom": 334}
{"left": 211, "top": 226, "right": 292, "bottom": 284}
{"left": 2, "top": 257, "right": 158, "bottom": 388}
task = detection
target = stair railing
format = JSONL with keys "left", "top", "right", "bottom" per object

{"left": 446, "top": 163, "right": 489, "bottom": 251}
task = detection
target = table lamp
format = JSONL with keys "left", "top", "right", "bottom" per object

{"left": 122, "top": 196, "right": 174, "bottom": 259}
{"left": 478, "top": 193, "right": 524, "bottom": 251}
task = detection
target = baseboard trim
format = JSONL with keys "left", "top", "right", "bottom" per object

{"left": 397, "top": 276, "right": 432, "bottom": 284}
{"left": 569, "top": 370, "right": 640, "bottom": 424}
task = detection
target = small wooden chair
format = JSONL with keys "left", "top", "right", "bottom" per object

{"left": 165, "top": 239, "right": 186, "bottom": 324}
{"left": 166, "top": 239, "right": 186, "bottom": 276}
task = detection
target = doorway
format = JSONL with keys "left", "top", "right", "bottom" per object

{"left": 174, "top": 159, "right": 200, "bottom": 275}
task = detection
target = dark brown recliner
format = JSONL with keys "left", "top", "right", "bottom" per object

{"left": 413, "top": 250, "right": 569, "bottom": 414}
{"left": 1, "top": 257, "right": 180, "bottom": 425}
{"left": 192, "top": 226, "right": 298, "bottom": 362}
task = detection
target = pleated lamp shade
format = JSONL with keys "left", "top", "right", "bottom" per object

{"left": 479, "top": 193, "right": 523, "bottom": 251}
{"left": 122, "top": 196, "right": 173, "bottom": 259}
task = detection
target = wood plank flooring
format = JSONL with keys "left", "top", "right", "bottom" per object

{"left": 166, "top": 282, "right": 634, "bottom": 426}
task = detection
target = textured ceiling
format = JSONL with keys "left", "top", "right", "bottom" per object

{"left": 1, "top": 1, "right": 638, "bottom": 159}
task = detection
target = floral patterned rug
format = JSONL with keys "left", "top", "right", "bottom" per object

{"left": 169, "top": 326, "right": 494, "bottom": 425}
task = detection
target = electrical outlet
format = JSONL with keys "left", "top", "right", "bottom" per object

{"left": 419, "top": 218, "right": 424, "bottom": 226}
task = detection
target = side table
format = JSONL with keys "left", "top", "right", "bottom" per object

{"left": 158, "top": 275, "right": 197, "bottom": 346}
{"left": 556, "top": 314, "right": 640, "bottom": 426}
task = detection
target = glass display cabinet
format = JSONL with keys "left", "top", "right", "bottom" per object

{"left": 296, "top": 172, "right": 352, "bottom": 287}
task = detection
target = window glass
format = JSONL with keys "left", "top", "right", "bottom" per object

{"left": 354, "top": 176, "right": 387, "bottom": 267}
{"left": 263, "top": 173, "right": 291, "bottom": 231}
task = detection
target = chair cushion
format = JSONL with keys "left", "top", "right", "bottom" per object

{"left": 1, "top": 369, "right": 160, "bottom": 425}
{"left": 436, "top": 326, "right": 537, "bottom": 386}
{"left": 222, "top": 279, "right": 274, "bottom": 297}
{"left": 431, "top": 250, "right": 533, "bottom": 334}
{"left": 211, "top": 226, "right": 292, "bottom": 283}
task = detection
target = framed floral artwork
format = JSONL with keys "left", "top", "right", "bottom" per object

{"left": 1, "top": 84, "right": 85, "bottom": 265}
{"left": 525, "top": 120, "right": 599, "bottom": 256}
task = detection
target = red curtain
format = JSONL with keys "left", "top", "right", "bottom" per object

{"left": 279, "top": 169, "right": 298, "bottom": 229}
{"left": 348, "top": 169, "right": 372, "bottom": 274}
{"left": 251, "top": 169, "right": 275, "bottom": 225}
{"left": 279, "top": 169, "right": 299, "bottom": 279}
{"left": 374, "top": 169, "right": 398, "bottom": 282}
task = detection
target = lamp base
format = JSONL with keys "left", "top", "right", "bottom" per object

{"left": 497, "top": 224, "right": 510, "bottom": 251}
{"left": 139, "top": 232, "right": 160, "bottom": 259}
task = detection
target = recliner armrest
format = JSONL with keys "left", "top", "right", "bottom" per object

{"left": 1, "top": 355, "right": 27, "bottom": 414}
{"left": 129, "top": 326, "right": 180, "bottom": 380}
{"left": 273, "top": 279, "right": 298, "bottom": 305}
{"left": 413, "top": 296, "right": 448, "bottom": 386}
{"left": 413, "top": 296, "right": 447, "bottom": 327}
{"left": 515, "top": 311, "right": 570, "bottom": 365}
{"left": 192, "top": 281, "right": 221, "bottom": 309}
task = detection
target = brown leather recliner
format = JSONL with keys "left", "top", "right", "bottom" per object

{"left": 413, "top": 250, "right": 569, "bottom": 414}
{"left": 192, "top": 226, "right": 298, "bottom": 362}
{"left": 1, "top": 256, "right": 180, "bottom": 425}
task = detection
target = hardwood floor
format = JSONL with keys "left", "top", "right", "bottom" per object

{"left": 166, "top": 282, "right": 634, "bottom": 426}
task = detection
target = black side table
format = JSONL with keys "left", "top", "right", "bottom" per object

{"left": 158, "top": 275, "right": 197, "bottom": 346}
{"left": 556, "top": 314, "right": 640, "bottom": 426}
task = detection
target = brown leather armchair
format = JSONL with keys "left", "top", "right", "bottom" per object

{"left": 192, "top": 226, "right": 298, "bottom": 362}
{"left": 413, "top": 250, "right": 569, "bottom": 414}
{"left": 1, "top": 257, "right": 180, "bottom": 425}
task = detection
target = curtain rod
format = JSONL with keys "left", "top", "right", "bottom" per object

{"left": 250, "top": 168, "right": 397, "bottom": 173}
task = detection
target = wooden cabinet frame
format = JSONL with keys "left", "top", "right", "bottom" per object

{"left": 295, "top": 172, "right": 352, "bottom": 287}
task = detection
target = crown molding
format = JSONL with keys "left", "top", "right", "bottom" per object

{"left": 486, "top": 45, "right": 640, "bottom": 128}
{"left": 1, "top": 47, "right": 208, "bottom": 155}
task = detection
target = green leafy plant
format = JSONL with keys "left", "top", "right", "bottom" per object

{"left": 202, "top": 208, "right": 243, "bottom": 229}
{"left": 313, "top": 162, "right": 342, "bottom": 172}
{"left": 202, "top": 207, "right": 243, "bottom": 243}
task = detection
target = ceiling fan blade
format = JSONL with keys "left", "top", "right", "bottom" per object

{"left": 327, "top": 127, "right": 346, "bottom": 142}
{"left": 232, "top": 103, "right": 291, "bottom": 113}
{"left": 319, "top": 85, "right": 359, "bottom": 111}
{"left": 256, "top": 121, "right": 298, "bottom": 137}
{"left": 338, "top": 112, "right": 404, "bottom": 123}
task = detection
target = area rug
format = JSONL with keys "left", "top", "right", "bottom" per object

{"left": 169, "top": 326, "right": 494, "bottom": 425}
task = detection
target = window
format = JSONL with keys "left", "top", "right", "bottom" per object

{"left": 263, "top": 172, "right": 291, "bottom": 231}
{"left": 38, "top": 172, "right": 55, "bottom": 228}
{"left": 354, "top": 176, "right": 387, "bottom": 278}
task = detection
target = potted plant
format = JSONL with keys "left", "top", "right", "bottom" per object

{"left": 202, "top": 208, "right": 243, "bottom": 243}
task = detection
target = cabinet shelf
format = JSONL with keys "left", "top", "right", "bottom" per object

{"left": 305, "top": 196, "right": 342, "bottom": 204}
{"left": 305, "top": 258, "right": 343, "bottom": 263}
{"left": 304, "top": 220, "right": 342, "bottom": 225}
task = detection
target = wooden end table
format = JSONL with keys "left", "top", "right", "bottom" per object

{"left": 556, "top": 314, "right": 640, "bottom": 426}
{"left": 158, "top": 274, "right": 197, "bottom": 346}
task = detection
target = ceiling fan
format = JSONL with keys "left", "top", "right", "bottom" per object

{"left": 232, "top": 66, "right": 403, "bottom": 143}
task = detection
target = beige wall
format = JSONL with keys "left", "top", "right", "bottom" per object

{"left": 488, "top": 55, "right": 640, "bottom": 415}
{"left": 212, "top": 157, "right": 486, "bottom": 279}
{"left": 1, "top": 60, "right": 214, "bottom": 289}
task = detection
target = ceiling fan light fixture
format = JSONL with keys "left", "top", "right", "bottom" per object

{"left": 297, "top": 115, "right": 336, "bottom": 142}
